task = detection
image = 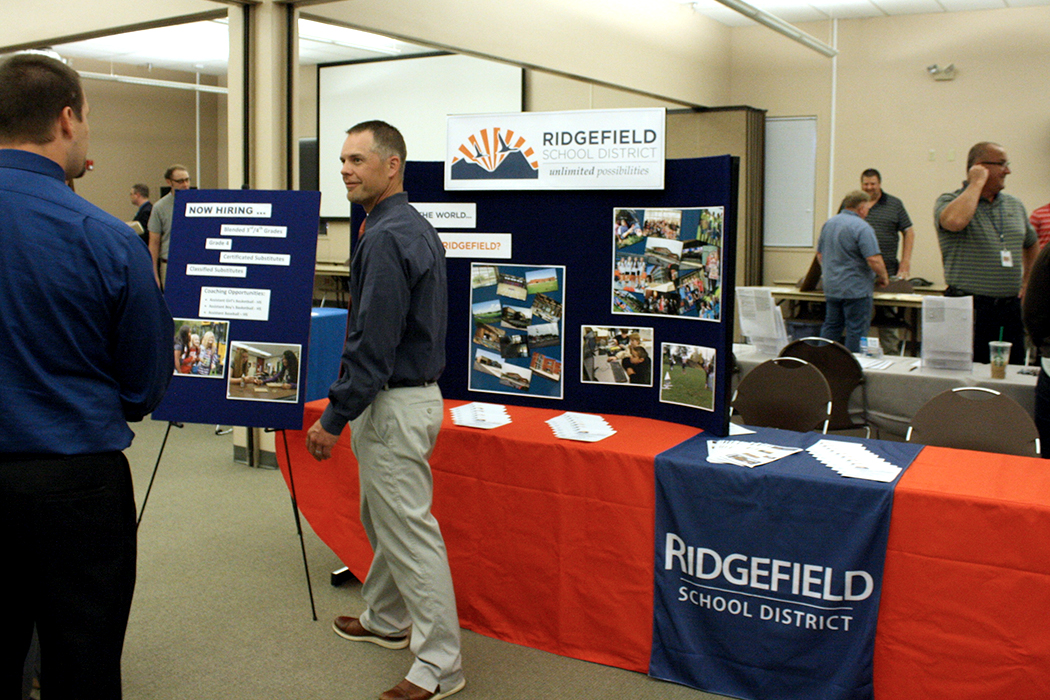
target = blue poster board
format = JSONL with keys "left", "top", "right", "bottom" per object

{"left": 151, "top": 189, "right": 320, "bottom": 430}
{"left": 386, "top": 156, "right": 737, "bottom": 434}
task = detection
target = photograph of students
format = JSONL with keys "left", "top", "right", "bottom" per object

{"left": 580, "top": 326, "right": 654, "bottom": 386}
{"left": 612, "top": 206, "right": 723, "bottom": 321}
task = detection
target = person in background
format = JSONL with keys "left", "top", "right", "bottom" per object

{"left": 305, "top": 120, "right": 464, "bottom": 700}
{"left": 247, "top": 349, "right": 299, "bottom": 389}
{"left": 935, "top": 142, "right": 1037, "bottom": 365}
{"left": 860, "top": 169, "right": 916, "bottom": 279}
{"left": 147, "top": 163, "right": 191, "bottom": 288}
{"left": 0, "top": 51, "right": 173, "bottom": 699}
{"left": 861, "top": 168, "right": 917, "bottom": 354}
{"left": 817, "top": 190, "right": 890, "bottom": 352}
{"left": 129, "top": 182, "right": 151, "bottom": 246}
{"left": 1022, "top": 242, "right": 1050, "bottom": 457}
{"left": 583, "top": 327, "right": 597, "bottom": 381}
{"left": 1030, "top": 199, "right": 1050, "bottom": 249}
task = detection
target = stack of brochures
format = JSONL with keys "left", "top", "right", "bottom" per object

{"left": 546, "top": 412, "right": 616, "bottom": 442}
{"left": 855, "top": 356, "right": 893, "bottom": 371}
{"left": 806, "top": 439, "right": 902, "bottom": 482}
{"left": 449, "top": 402, "right": 512, "bottom": 430}
{"left": 706, "top": 440, "right": 802, "bottom": 468}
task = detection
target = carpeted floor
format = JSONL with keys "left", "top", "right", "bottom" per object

{"left": 118, "top": 418, "right": 726, "bottom": 700}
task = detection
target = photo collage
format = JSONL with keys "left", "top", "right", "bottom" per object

{"left": 173, "top": 317, "right": 301, "bottom": 404}
{"left": 470, "top": 264, "right": 564, "bottom": 399}
{"left": 612, "top": 206, "right": 723, "bottom": 321}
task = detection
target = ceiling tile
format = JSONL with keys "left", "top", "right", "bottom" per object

{"left": 938, "top": 0, "right": 1006, "bottom": 10}
{"left": 871, "top": 0, "right": 947, "bottom": 14}
{"left": 807, "top": 0, "right": 886, "bottom": 19}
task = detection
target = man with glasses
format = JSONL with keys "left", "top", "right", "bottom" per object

{"left": 936, "top": 142, "right": 1037, "bottom": 364}
{"left": 147, "top": 163, "right": 192, "bottom": 288}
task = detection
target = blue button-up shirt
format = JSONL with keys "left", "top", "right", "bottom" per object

{"left": 0, "top": 149, "right": 173, "bottom": 454}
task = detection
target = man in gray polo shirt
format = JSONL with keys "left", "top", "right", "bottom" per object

{"left": 147, "top": 163, "right": 191, "bottom": 289}
{"left": 861, "top": 169, "right": 915, "bottom": 279}
{"left": 936, "top": 141, "right": 1037, "bottom": 365}
{"left": 818, "top": 191, "right": 890, "bottom": 352}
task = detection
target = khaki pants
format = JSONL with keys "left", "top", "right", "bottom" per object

{"left": 351, "top": 384, "right": 464, "bottom": 692}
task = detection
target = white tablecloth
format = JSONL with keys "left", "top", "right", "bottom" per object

{"left": 732, "top": 344, "right": 1038, "bottom": 439}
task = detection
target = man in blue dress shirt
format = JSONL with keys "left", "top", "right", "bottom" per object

{"left": 0, "top": 52, "right": 174, "bottom": 698}
{"left": 306, "top": 121, "right": 464, "bottom": 700}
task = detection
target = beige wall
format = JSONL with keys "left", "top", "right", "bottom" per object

{"left": 729, "top": 6, "right": 1050, "bottom": 285}
{"left": 0, "top": 0, "right": 223, "bottom": 50}
{"left": 65, "top": 57, "right": 225, "bottom": 222}
{"left": 302, "top": 0, "right": 731, "bottom": 108}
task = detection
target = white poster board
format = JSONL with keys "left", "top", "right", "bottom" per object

{"left": 317, "top": 54, "right": 523, "bottom": 218}
{"left": 764, "top": 117, "right": 817, "bottom": 248}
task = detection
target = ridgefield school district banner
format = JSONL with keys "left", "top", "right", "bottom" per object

{"left": 445, "top": 108, "right": 665, "bottom": 191}
{"left": 650, "top": 429, "right": 922, "bottom": 700}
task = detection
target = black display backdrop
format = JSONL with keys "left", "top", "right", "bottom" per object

{"left": 350, "top": 156, "right": 738, "bottom": 435}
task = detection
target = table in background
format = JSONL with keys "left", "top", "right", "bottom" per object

{"left": 314, "top": 262, "right": 349, "bottom": 306}
{"left": 277, "top": 400, "right": 1050, "bottom": 698}
{"left": 765, "top": 285, "right": 935, "bottom": 350}
{"left": 225, "top": 381, "right": 297, "bottom": 401}
{"left": 734, "top": 344, "right": 1037, "bottom": 439}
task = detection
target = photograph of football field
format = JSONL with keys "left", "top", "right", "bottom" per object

{"left": 659, "top": 343, "right": 716, "bottom": 411}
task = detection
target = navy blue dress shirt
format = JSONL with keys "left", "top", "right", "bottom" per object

{"left": 321, "top": 191, "right": 447, "bottom": 434}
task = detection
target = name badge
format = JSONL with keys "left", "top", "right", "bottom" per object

{"left": 1001, "top": 249, "right": 1014, "bottom": 267}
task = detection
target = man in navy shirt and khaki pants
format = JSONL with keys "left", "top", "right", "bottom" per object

{"left": 0, "top": 53, "right": 174, "bottom": 698}
{"left": 306, "top": 121, "right": 464, "bottom": 700}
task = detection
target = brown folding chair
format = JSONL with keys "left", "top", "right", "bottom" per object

{"left": 731, "top": 357, "right": 832, "bottom": 433}
{"left": 906, "top": 387, "right": 1041, "bottom": 457}
{"left": 780, "top": 337, "right": 871, "bottom": 437}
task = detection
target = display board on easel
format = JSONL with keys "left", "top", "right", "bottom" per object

{"left": 151, "top": 189, "right": 321, "bottom": 430}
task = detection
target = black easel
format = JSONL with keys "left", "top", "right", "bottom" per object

{"left": 137, "top": 421, "right": 182, "bottom": 527}
{"left": 137, "top": 421, "right": 317, "bottom": 620}
{"left": 274, "top": 427, "right": 317, "bottom": 620}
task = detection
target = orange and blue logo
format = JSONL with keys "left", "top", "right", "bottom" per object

{"left": 450, "top": 128, "right": 539, "bottom": 180}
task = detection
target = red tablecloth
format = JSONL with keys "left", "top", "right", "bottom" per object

{"left": 875, "top": 446, "right": 1050, "bottom": 698}
{"left": 278, "top": 399, "right": 700, "bottom": 672}
{"left": 280, "top": 402, "right": 1050, "bottom": 694}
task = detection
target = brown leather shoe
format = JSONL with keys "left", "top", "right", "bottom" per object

{"left": 378, "top": 678, "right": 466, "bottom": 700}
{"left": 331, "top": 616, "right": 409, "bottom": 650}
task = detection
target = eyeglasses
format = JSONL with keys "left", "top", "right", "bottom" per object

{"left": 979, "top": 161, "right": 1010, "bottom": 168}
{"left": 169, "top": 177, "right": 191, "bottom": 184}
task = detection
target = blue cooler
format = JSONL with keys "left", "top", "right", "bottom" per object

{"left": 305, "top": 307, "right": 348, "bottom": 402}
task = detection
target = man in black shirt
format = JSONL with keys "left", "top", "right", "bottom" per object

{"left": 1022, "top": 243, "right": 1050, "bottom": 458}
{"left": 129, "top": 183, "right": 151, "bottom": 246}
{"left": 305, "top": 121, "right": 464, "bottom": 700}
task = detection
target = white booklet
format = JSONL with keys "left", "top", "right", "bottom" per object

{"left": 706, "top": 440, "right": 802, "bottom": 468}
{"left": 546, "top": 412, "right": 616, "bottom": 442}
{"left": 806, "top": 439, "right": 902, "bottom": 482}
{"left": 449, "top": 402, "right": 512, "bottom": 430}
